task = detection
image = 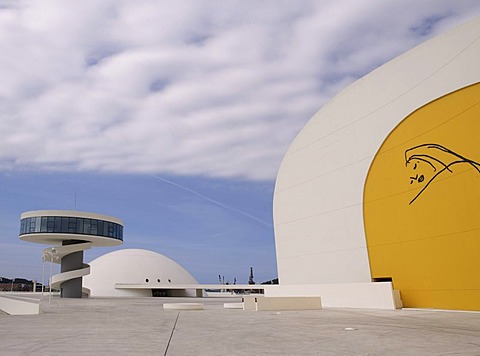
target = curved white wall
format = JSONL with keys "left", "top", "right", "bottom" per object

{"left": 83, "top": 249, "right": 199, "bottom": 297}
{"left": 273, "top": 17, "right": 480, "bottom": 285}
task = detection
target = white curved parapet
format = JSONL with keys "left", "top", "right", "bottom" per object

{"left": 44, "top": 242, "right": 93, "bottom": 291}
{"left": 43, "top": 241, "right": 94, "bottom": 262}
{"left": 163, "top": 303, "right": 204, "bottom": 310}
{"left": 50, "top": 265, "right": 91, "bottom": 291}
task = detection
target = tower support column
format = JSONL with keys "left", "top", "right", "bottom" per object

{"left": 60, "top": 240, "right": 85, "bottom": 298}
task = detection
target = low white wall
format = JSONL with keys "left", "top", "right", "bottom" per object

{"left": 0, "top": 296, "right": 40, "bottom": 315}
{"left": 242, "top": 296, "right": 258, "bottom": 311}
{"left": 265, "top": 282, "right": 400, "bottom": 309}
{"left": 89, "top": 287, "right": 152, "bottom": 297}
{"left": 256, "top": 297, "right": 322, "bottom": 311}
{"left": 393, "top": 290, "right": 403, "bottom": 309}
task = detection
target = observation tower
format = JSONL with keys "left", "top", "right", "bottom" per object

{"left": 19, "top": 210, "right": 124, "bottom": 298}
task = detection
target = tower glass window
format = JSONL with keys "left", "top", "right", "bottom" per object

{"left": 19, "top": 216, "right": 123, "bottom": 241}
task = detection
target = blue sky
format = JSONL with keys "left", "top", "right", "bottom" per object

{"left": 1, "top": 0, "right": 480, "bottom": 284}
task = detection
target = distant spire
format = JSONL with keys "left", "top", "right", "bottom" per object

{"left": 248, "top": 267, "right": 255, "bottom": 285}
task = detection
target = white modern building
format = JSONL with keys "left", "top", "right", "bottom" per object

{"left": 19, "top": 210, "right": 124, "bottom": 298}
{"left": 270, "top": 17, "right": 480, "bottom": 310}
{"left": 83, "top": 249, "right": 200, "bottom": 297}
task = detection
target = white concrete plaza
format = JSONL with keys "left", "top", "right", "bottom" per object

{"left": 1, "top": 295, "right": 480, "bottom": 355}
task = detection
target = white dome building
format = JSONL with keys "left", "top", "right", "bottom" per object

{"left": 83, "top": 249, "right": 200, "bottom": 297}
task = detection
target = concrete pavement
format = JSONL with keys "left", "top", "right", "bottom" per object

{"left": 1, "top": 295, "right": 479, "bottom": 355}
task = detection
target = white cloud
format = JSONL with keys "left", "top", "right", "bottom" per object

{"left": 1, "top": 0, "right": 479, "bottom": 179}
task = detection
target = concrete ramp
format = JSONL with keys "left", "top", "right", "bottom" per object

{"left": 0, "top": 295, "right": 40, "bottom": 315}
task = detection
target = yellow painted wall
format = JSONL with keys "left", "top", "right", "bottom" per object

{"left": 364, "top": 82, "right": 480, "bottom": 311}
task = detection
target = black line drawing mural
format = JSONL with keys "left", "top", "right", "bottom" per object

{"left": 405, "top": 143, "right": 480, "bottom": 205}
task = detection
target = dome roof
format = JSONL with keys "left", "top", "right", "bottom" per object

{"left": 83, "top": 249, "right": 198, "bottom": 297}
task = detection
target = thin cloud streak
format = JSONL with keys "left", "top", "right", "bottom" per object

{"left": 152, "top": 175, "right": 272, "bottom": 227}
